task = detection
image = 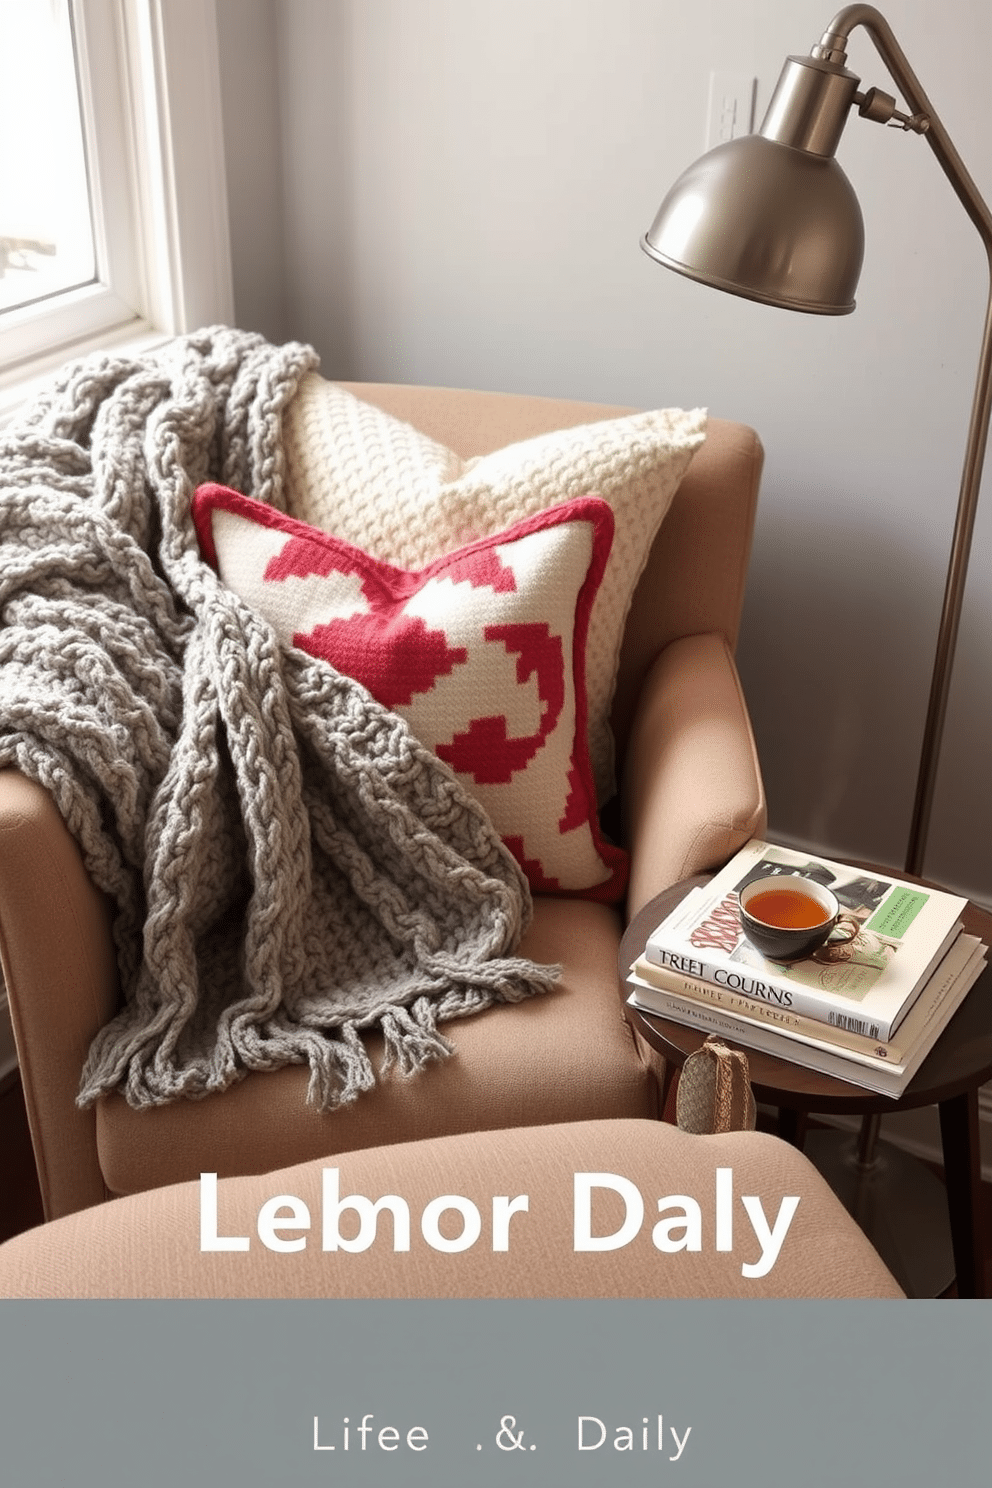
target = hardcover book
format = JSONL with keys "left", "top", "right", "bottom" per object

{"left": 627, "top": 933, "right": 986, "bottom": 1098}
{"left": 643, "top": 840, "right": 969, "bottom": 1042}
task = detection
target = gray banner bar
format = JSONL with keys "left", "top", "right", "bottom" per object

{"left": 0, "top": 1300, "right": 986, "bottom": 1485}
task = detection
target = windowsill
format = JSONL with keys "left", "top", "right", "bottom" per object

{"left": 0, "top": 317, "right": 176, "bottom": 428}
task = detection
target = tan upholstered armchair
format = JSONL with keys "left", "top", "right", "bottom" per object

{"left": 0, "top": 383, "right": 766, "bottom": 1223}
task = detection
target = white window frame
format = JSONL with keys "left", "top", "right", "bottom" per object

{"left": 0, "top": 0, "right": 233, "bottom": 1075}
{"left": 0, "top": 0, "right": 233, "bottom": 418}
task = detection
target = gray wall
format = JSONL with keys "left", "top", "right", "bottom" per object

{"left": 217, "top": 0, "right": 992, "bottom": 904}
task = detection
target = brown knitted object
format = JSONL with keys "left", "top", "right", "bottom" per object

{"left": 676, "top": 1036, "right": 757, "bottom": 1135}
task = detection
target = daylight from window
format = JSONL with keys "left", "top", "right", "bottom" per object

{"left": 0, "top": 0, "right": 95, "bottom": 315}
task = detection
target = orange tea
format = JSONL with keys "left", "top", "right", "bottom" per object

{"left": 744, "top": 887, "right": 830, "bottom": 930}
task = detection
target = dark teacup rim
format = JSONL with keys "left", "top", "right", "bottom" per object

{"left": 739, "top": 873, "right": 838, "bottom": 930}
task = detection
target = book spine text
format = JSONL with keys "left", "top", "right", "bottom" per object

{"left": 643, "top": 940, "right": 896, "bottom": 1039}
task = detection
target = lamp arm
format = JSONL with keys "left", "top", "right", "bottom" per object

{"left": 821, "top": 4, "right": 992, "bottom": 876}
{"left": 822, "top": 6, "right": 992, "bottom": 247}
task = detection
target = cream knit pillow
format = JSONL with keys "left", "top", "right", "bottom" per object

{"left": 282, "top": 376, "right": 706, "bottom": 799}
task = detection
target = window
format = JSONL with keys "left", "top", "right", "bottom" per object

{"left": 0, "top": 0, "right": 96, "bottom": 316}
{"left": 0, "top": 0, "right": 233, "bottom": 411}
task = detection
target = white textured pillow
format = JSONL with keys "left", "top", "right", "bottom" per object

{"left": 283, "top": 376, "right": 706, "bottom": 800}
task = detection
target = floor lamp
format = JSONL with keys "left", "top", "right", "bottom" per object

{"left": 641, "top": 4, "right": 992, "bottom": 1296}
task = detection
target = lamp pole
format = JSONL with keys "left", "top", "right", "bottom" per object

{"left": 642, "top": 4, "right": 992, "bottom": 1294}
{"left": 812, "top": 5, "right": 992, "bottom": 1294}
{"left": 818, "top": 7, "right": 992, "bottom": 876}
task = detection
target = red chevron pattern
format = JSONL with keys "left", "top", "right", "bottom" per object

{"left": 193, "top": 484, "right": 628, "bottom": 900}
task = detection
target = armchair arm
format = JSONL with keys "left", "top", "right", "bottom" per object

{"left": 0, "top": 769, "right": 118, "bottom": 1218}
{"left": 621, "top": 633, "right": 766, "bottom": 919}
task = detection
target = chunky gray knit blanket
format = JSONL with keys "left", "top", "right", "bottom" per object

{"left": 0, "top": 327, "right": 557, "bottom": 1110}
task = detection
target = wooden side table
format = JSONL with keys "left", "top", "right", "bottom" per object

{"left": 620, "top": 876, "right": 992, "bottom": 1298}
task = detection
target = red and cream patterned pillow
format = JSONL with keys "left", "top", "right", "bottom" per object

{"left": 282, "top": 377, "right": 707, "bottom": 802}
{"left": 193, "top": 483, "right": 628, "bottom": 900}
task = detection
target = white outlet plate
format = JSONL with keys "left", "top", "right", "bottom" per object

{"left": 706, "top": 71, "right": 756, "bottom": 150}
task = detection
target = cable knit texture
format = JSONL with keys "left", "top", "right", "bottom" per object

{"left": 283, "top": 375, "right": 707, "bottom": 800}
{"left": 0, "top": 328, "right": 558, "bottom": 1111}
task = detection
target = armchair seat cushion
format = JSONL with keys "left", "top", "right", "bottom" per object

{"left": 0, "top": 1119, "right": 904, "bottom": 1298}
{"left": 96, "top": 898, "right": 659, "bottom": 1198}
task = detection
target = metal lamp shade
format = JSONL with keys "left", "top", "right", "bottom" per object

{"left": 641, "top": 134, "right": 865, "bottom": 314}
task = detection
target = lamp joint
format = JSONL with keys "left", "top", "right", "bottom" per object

{"left": 811, "top": 31, "right": 849, "bottom": 65}
{"left": 854, "top": 87, "right": 929, "bottom": 133}
{"left": 890, "top": 112, "right": 930, "bottom": 135}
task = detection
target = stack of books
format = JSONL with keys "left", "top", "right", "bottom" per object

{"left": 626, "top": 839, "right": 987, "bottom": 1098}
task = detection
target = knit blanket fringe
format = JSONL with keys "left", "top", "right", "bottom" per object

{"left": 0, "top": 328, "right": 559, "bottom": 1111}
